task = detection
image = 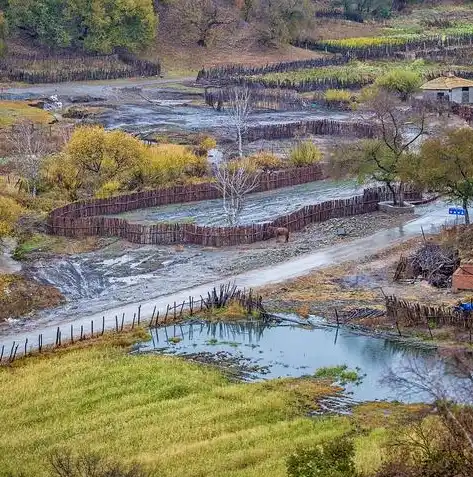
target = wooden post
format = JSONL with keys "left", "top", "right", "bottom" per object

{"left": 71, "top": 324, "right": 74, "bottom": 344}
{"left": 150, "top": 305, "right": 157, "bottom": 327}
{"left": 11, "top": 344, "right": 19, "bottom": 362}
{"left": 39, "top": 335, "right": 42, "bottom": 353}
{"left": 121, "top": 313, "right": 125, "bottom": 332}
{"left": 173, "top": 301, "right": 177, "bottom": 321}
{"left": 24, "top": 338, "right": 28, "bottom": 356}
{"left": 132, "top": 313, "right": 136, "bottom": 329}
{"left": 56, "top": 327, "right": 60, "bottom": 346}
{"left": 138, "top": 305, "right": 141, "bottom": 325}
{"left": 115, "top": 315, "right": 119, "bottom": 332}
{"left": 426, "top": 318, "right": 433, "bottom": 339}
{"left": 102, "top": 316, "right": 105, "bottom": 336}
{"left": 334, "top": 309, "right": 340, "bottom": 327}
{"left": 80, "top": 325, "right": 84, "bottom": 341}
{"left": 91, "top": 320, "right": 94, "bottom": 338}
{"left": 164, "top": 305, "right": 169, "bottom": 322}
{"left": 0, "top": 344, "right": 4, "bottom": 362}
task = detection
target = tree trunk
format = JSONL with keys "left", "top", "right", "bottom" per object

{"left": 397, "top": 182, "right": 405, "bottom": 207}
{"left": 386, "top": 182, "right": 397, "bottom": 205}
{"left": 463, "top": 198, "right": 470, "bottom": 225}
{"left": 237, "top": 126, "right": 243, "bottom": 158}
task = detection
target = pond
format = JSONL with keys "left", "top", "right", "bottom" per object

{"left": 137, "top": 318, "right": 461, "bottom": 403}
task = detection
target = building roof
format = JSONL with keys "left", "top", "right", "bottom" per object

{"left": 420, "top": 75, "right": 473, "bottom": 90}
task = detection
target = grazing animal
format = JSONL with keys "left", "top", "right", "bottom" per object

{"left": 274, "top": 227, "right": 290, "bottom": 243}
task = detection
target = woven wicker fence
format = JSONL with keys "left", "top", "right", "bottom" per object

{"left": 48, "top": 184, "right": 421, "bottom": 247}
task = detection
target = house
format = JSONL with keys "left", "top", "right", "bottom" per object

{"left": 420, "top": 74, "right": 473, "bottom": 104}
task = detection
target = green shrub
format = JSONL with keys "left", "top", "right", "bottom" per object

{"left": 287, "top": 437, "right": 358, "bottom": 477}
{"left": 324, "top": 89, "right": 353, "bottom": 103}
{"left": 289, "top": 141, "right": 322, "bottom": 167}
{"left": 375, "top": 69, "right": 422, "bottom": 100}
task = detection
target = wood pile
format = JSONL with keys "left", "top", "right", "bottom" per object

{"left": 394, "top": 243, "right": 460, "bottom": 288}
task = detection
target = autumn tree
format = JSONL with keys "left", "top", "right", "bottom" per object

{"left": 331, "top": 91, "right": 425, "bottom": 207}
{"left": 416, "top": 128, "right": 473, "bottom": 225}
{"left": 6, "top": 0, "right": 156, "bottom": 53}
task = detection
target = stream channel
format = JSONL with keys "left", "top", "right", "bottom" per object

{"left": 138, "top": 318, "right": 467, "bottom": 404}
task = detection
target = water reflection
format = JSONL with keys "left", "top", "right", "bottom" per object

{"left": 141, "top": 320, "right": 452, "bottom": 402}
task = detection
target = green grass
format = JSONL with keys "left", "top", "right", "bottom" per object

{"left": 0, "top": 338, "right": 388, "bottom": 477}
{"left": 256, "top": 59, "right": 473, "bottom": 88}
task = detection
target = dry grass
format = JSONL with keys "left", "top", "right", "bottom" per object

{"left": 0, "top": 332, "right": 392, "bottom": 477}
{"left": 0, "top": 101, "right": 53, "bottom": 129}
{"left": 0, "top": 273, "right": 64, "bottom": 320}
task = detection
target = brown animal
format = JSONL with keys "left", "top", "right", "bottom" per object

{"left": 274, "top": 227, "right": 290, "bottom": 243}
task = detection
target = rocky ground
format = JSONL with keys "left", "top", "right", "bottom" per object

{"left": 211, "top": 211, "right": 414, "bottom": 275}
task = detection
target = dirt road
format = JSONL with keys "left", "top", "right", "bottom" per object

{"left": 0, "top": 202, "right": 456, "bottom": 355}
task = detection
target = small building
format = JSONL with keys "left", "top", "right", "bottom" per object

{"left": 420, "top": 74, "right": 473, "bottom": 104}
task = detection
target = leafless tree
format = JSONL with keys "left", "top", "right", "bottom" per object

{"left": 174, "top": 0, "right": 235, "bottom": 47}
{"left": 8, "top": 121, "right": 51, "bottom": 196}
{"left": 213, "top": 165, "right": 260, "bottom": 226}
{"left": 226, "top": 87, "right": 252, "bottom": 159}
{"left": 381, "top": 352, "right": 473, "bottom": 475}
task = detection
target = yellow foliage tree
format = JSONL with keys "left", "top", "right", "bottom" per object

{"left": 0, "top": 197, "right": 24, "bottom": 237}
{"left": 64, "top": 125, "right": 147, "bottom": 192}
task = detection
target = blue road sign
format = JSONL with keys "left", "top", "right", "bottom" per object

{"left": 449, "top": 207, "right": 466, "bottom": 216}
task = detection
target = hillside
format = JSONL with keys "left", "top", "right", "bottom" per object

{"left": 1, "top": 0, "right": 469, "bottom": 77}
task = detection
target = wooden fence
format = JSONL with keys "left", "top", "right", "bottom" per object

{"left": 385, "top": 296, "right": 472, "bottom": 329}
{"left": 49, "top": 165, "right": 324, "bottom": 221}
{"left": 0, "top": 52, "right": 160, "bottom": 84}
{"left": 204, "top": 88, "right": 306, "bottom": 111}
{"left": 294, "top": 32, "right": 473, "bottom": 60}
{"left": 246, "top": 119, "right": 376, "bottom": 142}
{"left": 0, "top": 284, "right": 271, "bottom": 365}
{"left": 48, "top": 185, "right": 421, "bottom": 247}
{"left": 196, "top": 57, "right": 348, "bottom": 82}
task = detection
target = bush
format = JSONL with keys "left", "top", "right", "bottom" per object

{"left": 289, "top": 141, "right": 322, "bottom": 167}
{"left": 136, "top": 144, "right": 209, "bottom": 187}
{"left": 95, "top": 180, "right": 122, "bottom": 198}
{"left": 324, "top": 89, "right": 353, "bottom": 103}
{"left": 248, "top": 151, "right": 285, "bottom": 171}
{"left": 287, "top": 437, "right": 358, "bottom": 477}
{"left": 194, "top": 135, "right": 217, "bottom": 156}
{"left": 49, "top": 450, "right": 149, "bottom": 477}
{"left": 0, "top": 196, "right": 24, "bottom": 238}
{"left": 375, "top": 69, "right": 421, "bottom": 100}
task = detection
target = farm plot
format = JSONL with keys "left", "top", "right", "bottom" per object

{"left": 111, "top": 179, "right": 362, "bottom": 226}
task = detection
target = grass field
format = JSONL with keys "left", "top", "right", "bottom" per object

{"left": 0, "top": 101, "right": 53, "bottom": 128}
{"left": 255, "top": 59, "right": 472, "bottom": 87}
{"left": 0, "top": 334, "right": 391, "bottom": 477}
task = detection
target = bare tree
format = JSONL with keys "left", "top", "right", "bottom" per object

{"left": 8, "top": 121, "right": 51, "bottom": 196}
{"left": 213, "top": 165, "right": 260, "bottom": 225}
{"left": 174, "top": 0, "right": 235, "bottom": 47}
{"left": 380, "top": 352, "right": 473, "bottom": 476}
{"left": 226, "top": 87, "right": 252, "bottom": 159}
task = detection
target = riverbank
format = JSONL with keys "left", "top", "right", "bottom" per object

{"left": 0, "top": 329, "right": 392, "bottom": 477}
{"left": 261, "top": 237, "right": 473, "bottom": 349}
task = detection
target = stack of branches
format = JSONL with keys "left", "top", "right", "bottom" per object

{"left": 202, "top": 283, "right": 269, "bottom": 320}
{"left": 408, "top": 242, "right": 460, "bottom": 288}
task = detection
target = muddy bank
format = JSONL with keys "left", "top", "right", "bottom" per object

{"left": 261, "top": 236, "right": 473, "bottom": 347}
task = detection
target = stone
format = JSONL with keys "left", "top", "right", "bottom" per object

{"left": 378, "top": 201, "right": 415, "bottom": 215}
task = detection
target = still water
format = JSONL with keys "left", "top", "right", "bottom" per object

{"left": 139, "top": 319, "right": 451, "bottom": 402}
